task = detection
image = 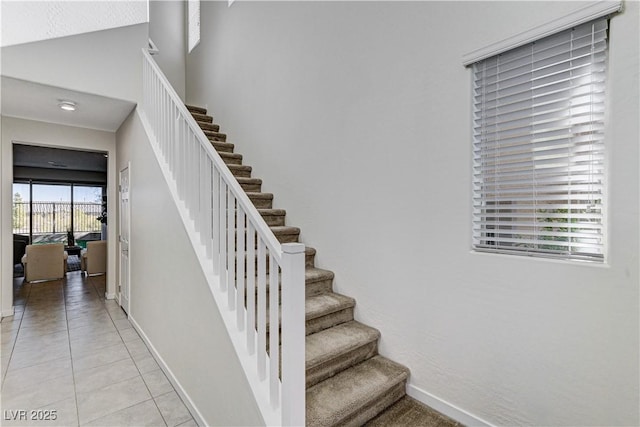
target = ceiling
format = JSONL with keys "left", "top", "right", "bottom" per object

{"left": 13, "top": 144, "right": 107, "bottom": 173}
{"left": 1, "top": 76, "right": 135, "bottom": 132}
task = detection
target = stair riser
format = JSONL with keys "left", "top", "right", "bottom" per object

{"left": 186, "top": 105, "right": 207, "bottom": 115}
{"left": 306, "top": 341, "right": 378, "bottom": 388}
{"left": 249, "top": 198, "right": 272, "bottom": 209}
{"left": 198, "top": 122, "right": 220, "bottom": 132}
{"left": 306, "top": 279, "right": 333, "bottom": 297}
{"left": 306, "top": 307, "right": 353, "bottom": 336}
{"left": 212, "top": 142, "right": 234, "bottom": 153}
{"left": 306, "top": 251, "right": 315, "bottom": 268}
{"left": 261, "top": 215, "right": 285, "bottom": 227}
{"left": 339, "top": 381, "right": 407, "bottom": 427}
{"left": 241, "top": 182, "right": 262, "bottom": 192}
{"left": 229, "top": 167, "right": 252, "bottom": 178}
{"left": 192, "top": 113, "right": 213, "bottom": 123}
{"left": 206, "top": 133, "right": 227, "bottom": 142}
{"left": 221, "top": 155, "right": 242, "bottom": 165}
{"left": 276, "top": 233, "right": 299, "bottom": 244}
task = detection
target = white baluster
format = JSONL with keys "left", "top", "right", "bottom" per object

{"left": 236, "top": 209, "right": 245, "bottom": 330}
{"left": 212, "top": 168, "right": 220, "bottom": 275}
{"left": 257, "top": 239, "right": 266, "bottom": 380}
{"left": 227, "top": 192, "right": 236, "bottom": 310}
{"left": 269, "top": 255, "right": 280, "bottom": 407}
{"left": 246, "top": 222, "right": 256, "bottom": 354}
{"left": 204, "top": 158, "right": 213, "bottom": 258}
{"left": 219, "top": 180, "right": 227, "bottom": 291}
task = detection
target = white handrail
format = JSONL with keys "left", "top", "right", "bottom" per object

{"left": 139, "top": 49, "right": 305, "bottom": 426}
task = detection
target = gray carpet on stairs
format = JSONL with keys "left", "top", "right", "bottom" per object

{"left": 365, "top": 396, "right": 463, "bottom": 427}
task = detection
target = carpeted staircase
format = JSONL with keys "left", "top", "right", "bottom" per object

{"left": 187, "top": 105, "right": 460, "bottom": 427}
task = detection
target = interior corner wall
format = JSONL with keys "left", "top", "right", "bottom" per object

{"left": 185, "top": 1, "right": 640, "bottom": 425}
{"left": 149, "top": 0, "right": 186, "bottom": 100}
{"left": 1, "top": 117, "right": 118, "bottom": 314}
{"left": 114, "top": 110, "right": 264, "bottom": 426}
{"left": 0, "top": 23, "right": 149, "bottom": 104}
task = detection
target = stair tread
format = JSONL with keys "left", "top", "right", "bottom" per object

{"left": 203, "top": 129, "right": 226, "bottom": 137}
{"left": 220, "top": 152, "right": 242, "bottom": 159}
{"left": 192, "top": 113, "right": 213, "bottom": 123}
{"left": 258, "top": 209, "right": 286, "bottom": 216}
{"left": 228, "top": 164, "right": 252, "bottom": 170}
{"left": 198, "top": 122, "right": 220, "bottom": 132}
{"left": 305, "top": 292, "right": 354, "bottom": 321}
{"left": 270, "top": 225, "right": 300, "bottom": 235}
{"left": 211, "top": 141, "right": 234, "bottom": 151}
{"left": 237, "top": 177, "right": 262, "bottom": 184}
{"left": 306, "top": 355, "right": 410, "bottom": 426}
{"left": 306, "top": 321, "right": 380, "bottom": 369}
{"left": 246, "top": 192, "right": 273, "bottom": 199}
{"left": 186, "top": 105, "right": 206, "bottom": 114}
{"left": 364, "top": 396, "right": 462, "bottom": 427}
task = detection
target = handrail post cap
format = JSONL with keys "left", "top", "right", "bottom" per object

{"left": 282, "top": 243, "right": 305, "bottom": 254}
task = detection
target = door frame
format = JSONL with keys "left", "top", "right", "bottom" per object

{"left": 118, "top": 162, "right": 131, "bottom": 314}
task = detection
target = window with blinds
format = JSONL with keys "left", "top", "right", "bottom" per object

{"left": 472, "top": 18, "right": 607, "bottom": 261}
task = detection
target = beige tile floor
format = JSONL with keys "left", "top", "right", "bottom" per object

{"left": 1, "top": 271, "right": 197, "bottom": 427}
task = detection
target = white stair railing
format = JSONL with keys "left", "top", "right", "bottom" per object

{"left": 139, "top": 49, "right": 305, "bottom": 426}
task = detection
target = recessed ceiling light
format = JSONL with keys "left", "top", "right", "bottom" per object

{"left": 58, "top": 100, "right": 77, "bottom": 111}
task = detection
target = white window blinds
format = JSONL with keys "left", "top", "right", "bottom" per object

{"left": 472, "top": 18, "right": 608, "bottom": 261}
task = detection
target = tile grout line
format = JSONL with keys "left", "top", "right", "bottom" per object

{"left": 77, "top": 274, "right": 169, "bottom": 426}
{"left": 1, "top": 280, "right": 32, "bottom": 385}
{"left": 104, "top": 295, "right": 170, "bottom": 427}
{"left": 63, "top": 274, "right": 82, "bottom": 427}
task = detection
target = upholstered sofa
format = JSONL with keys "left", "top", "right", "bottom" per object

{"left": 81, "top": 240, "right": 107, "bottom": 276}
{"left": 21, "top": 243, "right": 68, "bottom": 282}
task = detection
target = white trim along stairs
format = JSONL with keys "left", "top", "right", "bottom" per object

{"left": 186, "top": 104, "right": 462, "bottom": 427}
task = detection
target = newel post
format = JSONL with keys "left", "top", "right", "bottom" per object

{"left": 280, "top": 243, "right": 306, "bottom": 426}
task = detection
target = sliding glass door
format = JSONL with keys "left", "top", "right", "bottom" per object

{"left": 12, "top": 182, "right": 104, "bottom": 245}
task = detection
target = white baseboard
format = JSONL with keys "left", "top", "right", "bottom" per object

{"left": 407, "top": 383, "right": 494, "bottom": 427}
{"left": 129, "top": 316, "right": 207, "bottom": 427}
{"left": 1, "top": 307, "right": 15, "bottom": 318}
{"left": 105, "top": 292, "right": 116, "bottom": 300}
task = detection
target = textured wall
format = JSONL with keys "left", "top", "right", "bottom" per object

{"left": 1, "top": 0, "right": 147, "bottom": 47}
{"left": 149, "top": 0, "right": 186, "bottom": 100}
{"left": 186, "top": 1, "right": 639, "bottom": 425}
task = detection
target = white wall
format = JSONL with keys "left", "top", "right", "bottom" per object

{"left": 1, "top": 117, "right": 118, "bottom": 316}
{"left": 1, "top": 23, "right": 148, "bottom": 104}
{"left": 1, "top": 0, "right": 147, "bottom": 47}
{"left": 149, "top": 0, "right": 186, "bottom": 100}
{"left": 115, "top": 110, "right": 264, "bottom": 426}
{"left": 186, "top": 1, "right": 639, "bottom": 425}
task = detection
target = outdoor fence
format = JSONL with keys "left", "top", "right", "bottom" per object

{"left": 12, "top": 202, "right": 102, "bottom": 237}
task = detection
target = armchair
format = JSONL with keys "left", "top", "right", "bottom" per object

{"left": 13, "top": 234, "right": 30, "bottom": 266}
{"left": 21, "top": 243, "right": 68, "bottom": 282}
{"left": 81, "top": 240, "right": 107, "bottom": 276}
